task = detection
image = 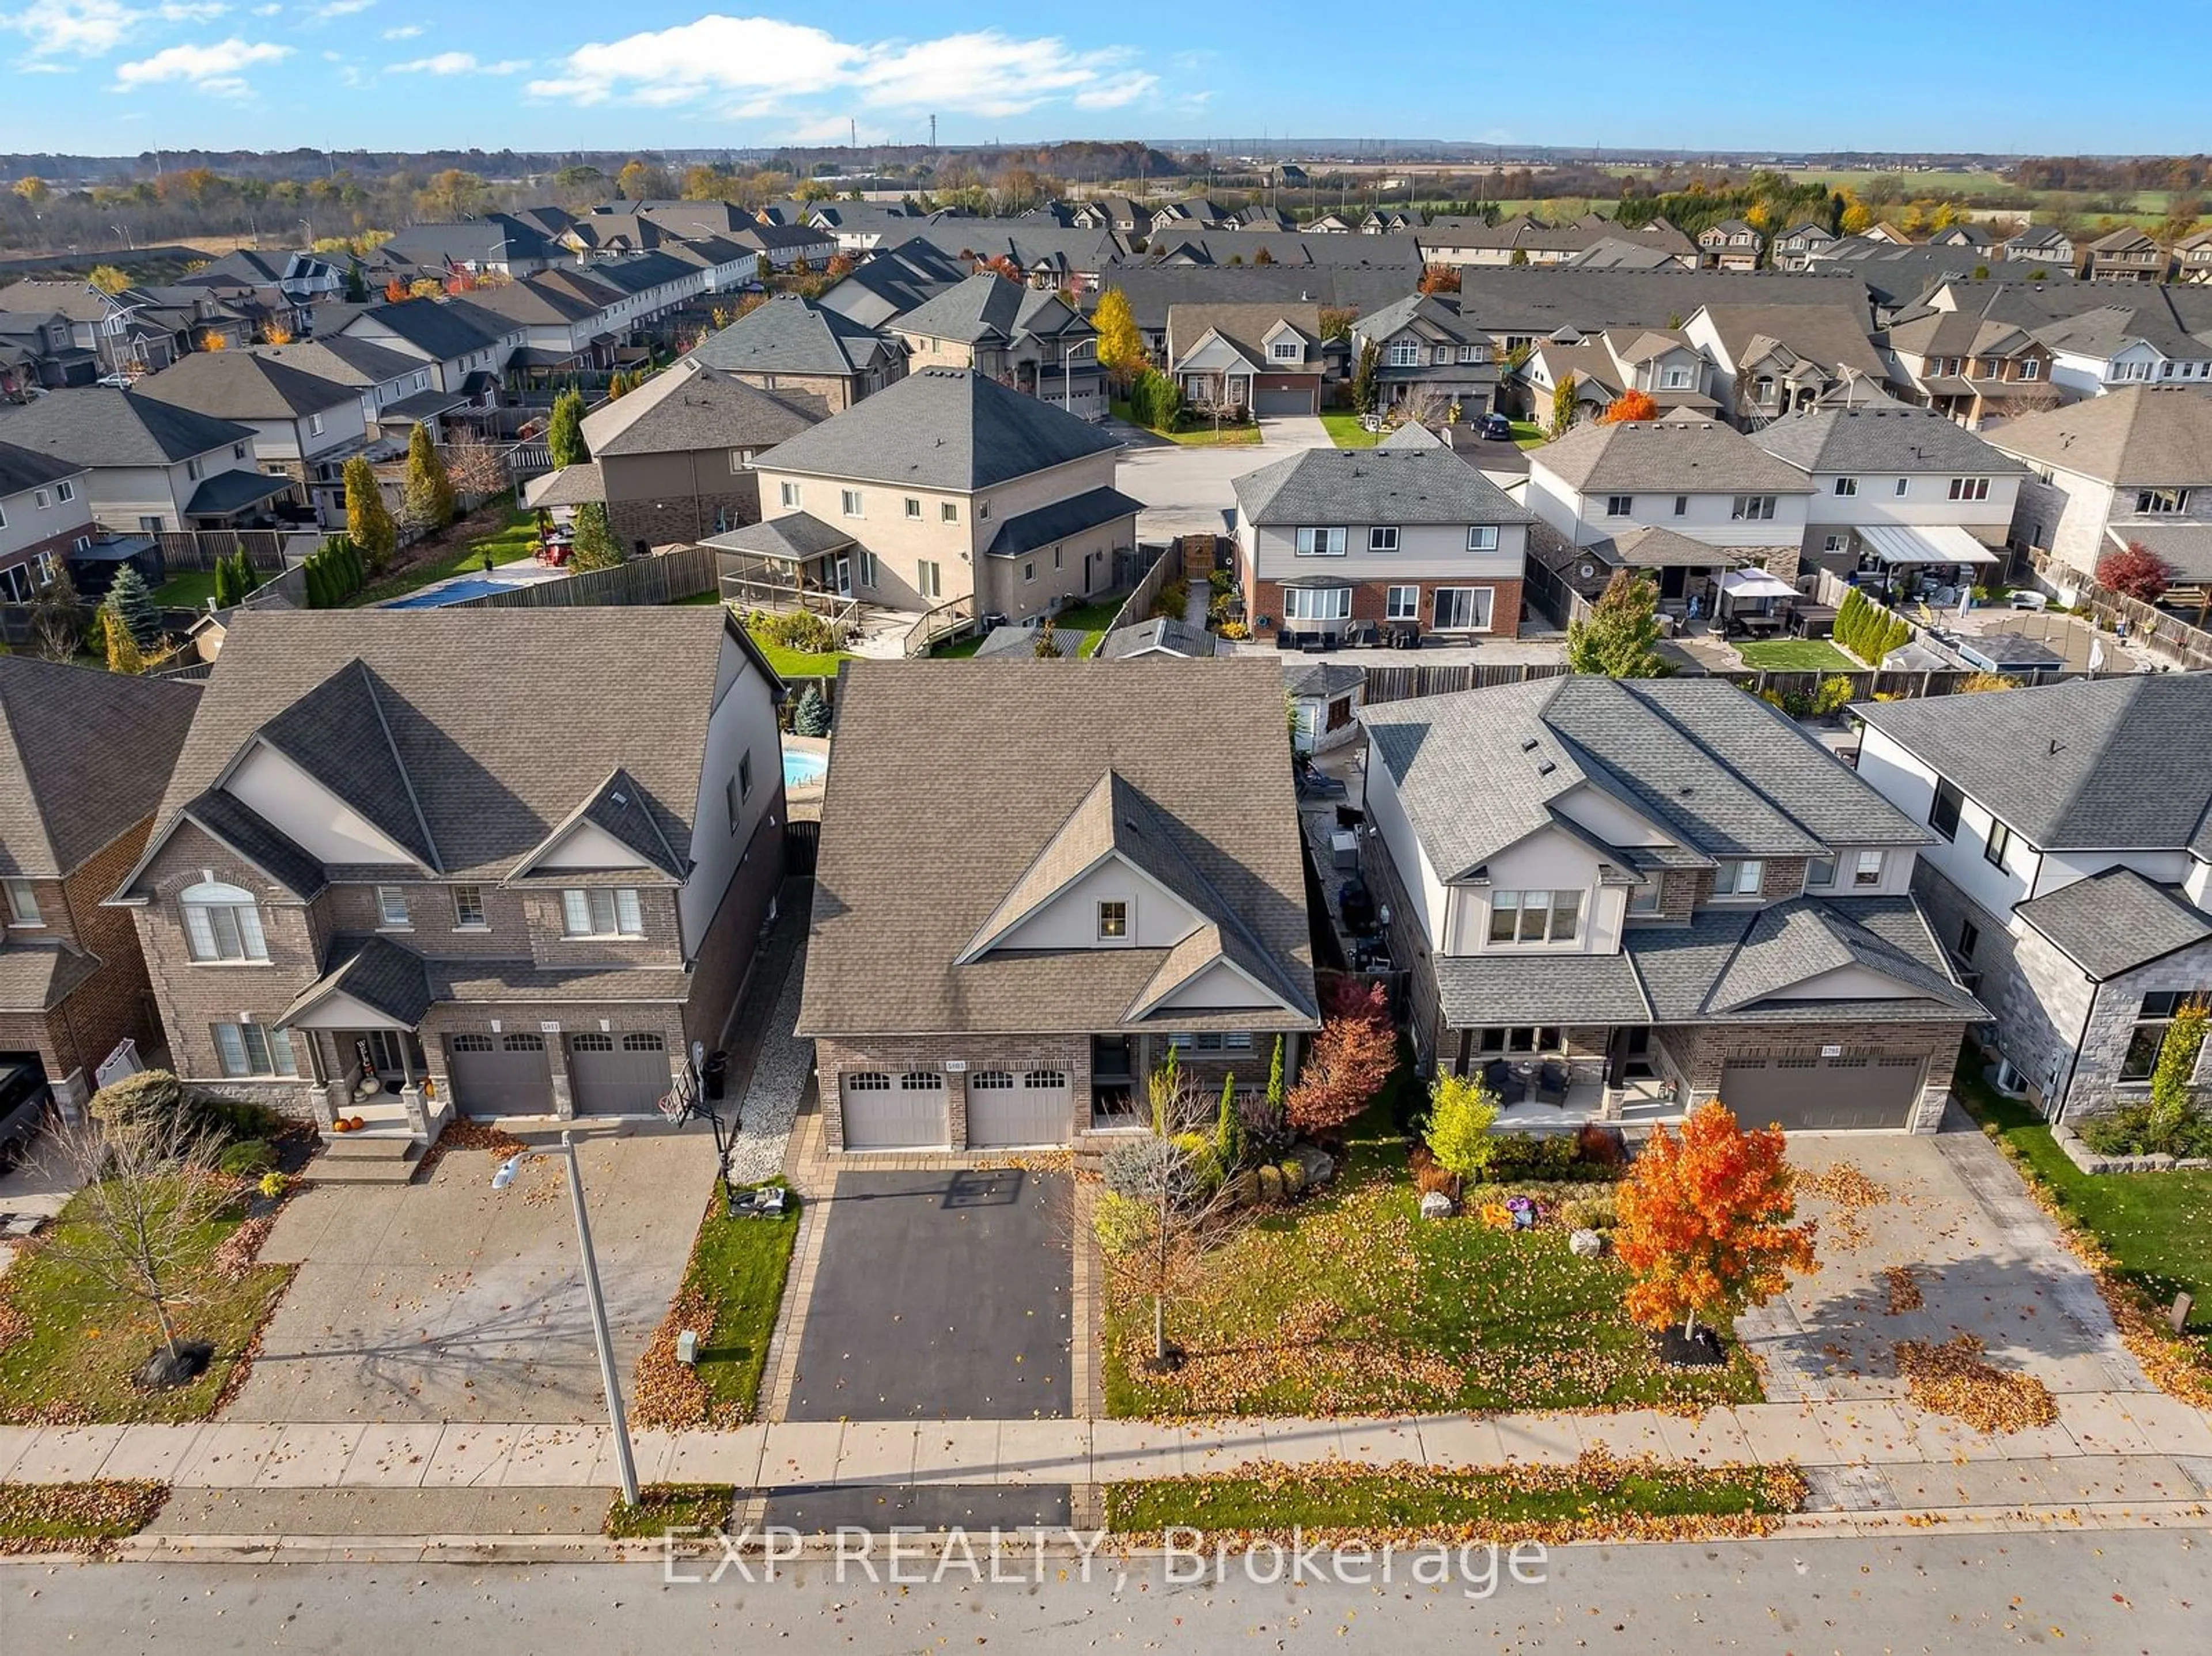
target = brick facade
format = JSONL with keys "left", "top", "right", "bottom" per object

{"left": 1248, "top": 575, "right": 1525, "bottom": 641}
{"left": 1650, "top": 1016, "right": 1966, "bottom": 1131}
{"left": 605, "top": 484, "right": 762, "bottom": 551}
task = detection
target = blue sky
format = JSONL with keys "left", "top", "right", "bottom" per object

{"left": 0, "top": 2, "right": 2199, "bottom": 156}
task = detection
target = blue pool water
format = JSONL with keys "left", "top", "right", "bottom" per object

{"left": 383, "top": 577, "right": 514, "bottom": 609}
{"left": 783, "top": 749, "right": 828, "bottom": 789}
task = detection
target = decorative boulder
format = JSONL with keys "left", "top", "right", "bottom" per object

{"left": 1419, "top": 1191, "right": 1456, "bottom": 1221}
{"left": 1569, "top": 1228, "right": 1606, "bottom": 1259}
{"left": 1294, "top": 1145, "right": 1336, "bottom": 1187}
{"left": 1257, "top": 1164, "right": 1285, "bottom": 1203}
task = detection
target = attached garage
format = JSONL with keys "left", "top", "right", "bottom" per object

{"left": 966, "top": 1067, "right": 1071, "bottom": 1148}
{"left": 1719, "top": 1052, "right": 1925, "bottom": 1131}
{"left": 1252, "top": 378, "right": 1317, "bottom": 417}
{"left": 840, "top": 1068, "right": 948, "bottom": 1150}
{"left": 568, "top": 1030, "right": 673, "bottom": 1116}
{"left": 447, "top": 1030, "right": 552, "bottom": 1116}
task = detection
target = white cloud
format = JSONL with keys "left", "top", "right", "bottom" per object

{"left": 320, "top": 0, "right": 374, "bottom": 12}
{"left": 392, "top": 50, "right": 524, "bottom": 75}
{"left": 113, "top": 34, "right": 289, "bottom": 92}
{"left": 155, "top": 2, "right": 228, "bottom": 19}
{"left": 529, "top": 14, "right": 1154, "bottom": 122}
{"left": 377, "top": 20, "right": 415, "bottom": 36}
{"left": 2, "top": 0, "right": 143, "bottom": 56}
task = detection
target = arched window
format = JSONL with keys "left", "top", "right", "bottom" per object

{"left": 180, "top": 880, "right": 267, "bottom": 962}
{"left": 844, "top": 1071, "right": 891, "bottom": 1092}
{"left": 970, "top": 1070, "right": 1016, "bottom": 1090}
{"left": 899, "top": 1071, "right": 944, "bottom": 1092}
{"left": 1022, "top": 1070, "right": 1069, "bottom": 1091}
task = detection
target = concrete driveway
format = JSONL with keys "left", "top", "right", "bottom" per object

{"left": 1740, "top": 1127, "right": 2151, "bottom": 1405}
{"left": 1112, "top": 414, "right": 1336, "bottom": 541}
{"left": 225, "top": 1128, "right": 720, "bottom": 1423}
{"left": 786, "top": 1168, "right": 1071, "bottom": 1422}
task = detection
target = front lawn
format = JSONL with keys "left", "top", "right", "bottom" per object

{"left": 153, "top": 570, "right": 218, "bottom": 611}
{"left": 630, "top": 1182, "right": 799, "bottom": 1428}
{"left": 1107, "top": 1456, "right": 1804, "bottom": 1543}
{"left": 1955, "top": 1060, "right": 2212, "bottom": 1378}
{"left": 0, "top": 1481, "right": 170, "bottom": 1554}
{"left": 606, "top": 1483, "right": 734, "bottom": 1541}
{"left": 1510, "top": 420, "right": 1547, "bottom": 449}
{"left": 1736, "top": 639, "right": 1857, "bottom": 672}
{"left": 0, "top": 1179, "right": 295, "bottom": 1424}
{"left": 1111, "top": 399, "right": 1261, "bottom": 446}
{"left": 1319, "top": 411, "right": 1383, "bottom": 449}
{"left": 1101, "top": 1108, "right": 1762, "bottom": 1418}
{"left": 353, "top": 495, "right": 540, "bottom": 605}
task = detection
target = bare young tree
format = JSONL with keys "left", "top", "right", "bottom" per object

{"left": 27, "top": 566, "right": 85, "bottom": 662}
{"left": 38, "top": 1103, "right": 233, "bottom": 1385}
{"left": 440, "top": 431, "right": 511, "bottom": 509}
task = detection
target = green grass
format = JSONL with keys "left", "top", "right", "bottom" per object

{"left": 1320, "top": 411, "right": 1383, "bottom": 449}
{"left": 352, "top": 495, "right": 540, "bottom": 605}
{"left": 677, "top": 1183, "right": 801, "bottom": 1422}
{"left": 752, "top": 639, "right": 857, "bottom": 676}
{"left": 1111, "top": 399, "right": 1261, "bottom": 446}
{"left": 606, "top": 1483, "right": 735, "bottom": 1541}
{"left": 1736, "top": 639, "right": 1857, "bottom": 672}
{"left": 1101, "top": 1102, "right": 1761, "bottom": 1418}
{"left": 1509, "top": 420, "right": 1547, "bottom": 449}
{"left": 1107, "top": 1462, "right": 1798, "bottom": 1540}
{"left": 0, "top": 1482, "right": 170, "bottom": 1553}
{"left": 153, "top": 570, "right": 218, "bottom": 610}
{"left": 931, "top": 598, "right": 1127, "bottom": 658}
{"left": 1954, "top": 1060, "right": 2212, "bottom": 1355}
{"left": 0, "top": 1180, "right": 295, "bottom": 1424}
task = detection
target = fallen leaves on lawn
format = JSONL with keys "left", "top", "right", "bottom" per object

{"left": 1882, "top": 1265, "right": 1926, "bottom": 1315}
{"left": 210, "top": 1215, "right": 275, "bottom": 1283}
{"left": 631, "top": 1282, "right": 720, "bottom": 1430}
{"left": 1895, "top": 1334, "right": 2058, "bottom": 1433}
{"left": 0, "top": 1480, "right": 169, "bottom": 1556}
{"left": 0, "top": 1293, "right": 28, "bottom": 1354}
{"left": 978, "top": 1150, "right": 1074, "bottom": 1175}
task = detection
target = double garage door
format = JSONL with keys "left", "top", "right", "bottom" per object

{"left": 1720, "top": 1052, "right": 1925, "bottom": 1131}
{"left": 839, "top": 1067, "right": 1071, "bottom": 1150}
{"left": 445, "top": 1029, "right": 672, "bottom": 1117}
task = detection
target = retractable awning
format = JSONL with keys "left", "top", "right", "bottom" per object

{"left": 1858, "top": 523, "right": 2001, "bottom": 566}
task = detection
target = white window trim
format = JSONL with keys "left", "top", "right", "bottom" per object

{"left": 1384, "top": 584, "right": 1420, "bottom": 621}
{"left": 374, "top": 884, "right": 411, "bottom": 930}
{"left": 1711, "top": 859, "right": 1765, "bottom": 899}
{"left": 452, "top": 884, "right": 488, "bottom": 930}
{"left": 1368, "top": 525, "right": 1399, "bottom": 552}
{"left": 560, "top": 886, "right": 645, "bottom": 939}
{"left": 1096, "top": 897, "right": 1133, "bottom": 944}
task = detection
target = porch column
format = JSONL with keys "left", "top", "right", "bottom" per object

{"left": 396, "top": 1037, "right": 430, "bottom": 1140}
{"left": 315, "top": 1030, "right": 345, "bottom": 1132}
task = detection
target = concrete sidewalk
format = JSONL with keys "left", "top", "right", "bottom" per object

{"left": 6, "top": 1393, "right": 2211, "bottom": 1500}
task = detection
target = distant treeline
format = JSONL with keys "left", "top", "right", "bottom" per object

{"left": 2008, "top": 156, "right": 2212, "bottom": 194}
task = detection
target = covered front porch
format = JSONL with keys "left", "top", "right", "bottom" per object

{"left": 280, "top": 935, "right": 448, "bottom": 1144}
{"left": 1438, "top": 1021, "right": 1686, "bottom": 1130}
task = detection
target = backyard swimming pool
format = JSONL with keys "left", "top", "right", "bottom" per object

{"left": 383, "top": 576, "right": 515, "bottom": 609}
{"left": 783, "top": 748, "right": 828, "bottom": 789}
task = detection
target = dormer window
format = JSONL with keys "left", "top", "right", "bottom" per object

{"left": 1097, "top": 899, "right": 1129, "bottom": 942}
{"left": 1270, "top": 338, "right": 1301, "bottom": 361}
{"left": 1487, "top": 889, "right": 1581, "bottom": 944}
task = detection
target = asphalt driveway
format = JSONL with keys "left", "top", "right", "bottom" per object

{"left": 1112, "top": 414, "right": 1335, "bottom": 541}
{"left": 226, "top": 1128, "right": 718, "bottom": 1423}
{"left": 787, "top": 1169, "right": 1072, "bottom": 1421}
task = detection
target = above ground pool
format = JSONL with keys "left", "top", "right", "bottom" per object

{"left": 782, "top": 748, "right": 828, "bottom": 789}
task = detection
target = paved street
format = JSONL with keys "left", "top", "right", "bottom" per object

{"left": 7, "top": 1530, "right": 2204, "bottom": 1653}
{"left": 228, "top": 1131, "right": 720, "bottom": 1423}
{"left": 1112, "top": 414, "right": 1333, "bottom": 541}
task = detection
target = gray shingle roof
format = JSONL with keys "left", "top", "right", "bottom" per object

{"left": 975, "top": 623, "right": 1084, "bottom": 658}
{"left": 1986, "top": 385, "right": 2212, "bottom": 485}
{"left": 702, "top": 511, "right": 854, "bottom": 561}
{"left": 1362, "top": 676, "right": 1925, "bottom": 883}
{"left": 0, "top": 940, "right": 103, "bottom": 1014}
{"left": 579, "top": 359, "right": 820, "bottom": 457}
{"left": 134, "top": 351, "right": 355, "bottom": 421}
{"left": 1588, "top": 526, "right": 1743, "bottom": 569}
{"left": 0, "top": 656, "right": 199, "bottom": 879}
{"left": 2016, "top": 867, "right": 2212, "bottom": 980}
{"left": 755, "top": 368, "right": 1121, "bottom": 492}
{"left": 282, "top": 933, "right": 434, "bottom": 1026}
{"left": 1436, "top": 951, "right": 1652, "bottom": 1025}
{"left": 172, "top": 789, "right": 326, "bottom": 899}
{"left": 1233, "top": 446, "right": 1534, "bottom": 526}
{"left": 0, "top": 437, "right": 85, "bottom": 498}
{"left": 796, "top": 659, "right": 1317, "bottom": 1039}
{"left": 983, "top": 486, "right": 1143, "bottom": 559}
{"left": 1530, "top": 419, "right": 1819, "bottom": 496}
{"left": 1854, "top": 674, "right": 2212, "bottom": 854}
{"left": 1102, "top": 618, "right": 1217, "bottom": 659}
{"left": 127, "top": 608, "right": 762, "bottom": 890}
{"left": 891, "top": 271, "right": 1087, "bottom": 346}
{"left": 0, "top": 387, "right": 252, "bottom": 467}
{"left": 687, "top": 295, "right": 893, "bottom": 378}
{"left": 1750, "top": 406, "right": 2028, "bottom": 477}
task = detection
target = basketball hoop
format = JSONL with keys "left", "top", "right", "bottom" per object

{"left": 657, "top": 1067, "right": 698, "bottom": 1125}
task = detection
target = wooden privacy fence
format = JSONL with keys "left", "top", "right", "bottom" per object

{"left": 438, "top": 543, "right": 718, "bottom": 611}
{"left": 1104, "top": 543, "right": 1177, "bottom": 634}
{"left": 134, "top": 526, "right": 312, "bottom": 574}
{"left": 2025, "top": 548, "right": 2212, "bottom": 671}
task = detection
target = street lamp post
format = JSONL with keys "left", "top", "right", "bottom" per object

{"left": 491, "top": 1133, "right": 640, "bottom": 1504}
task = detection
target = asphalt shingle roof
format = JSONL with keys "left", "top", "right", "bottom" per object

{"left": 755, "top": 367, "right": 1121, "bottom": 492}
{"left": 1435, "top": 952, "right": 1652, "bottom": 1025}
{"left": 796, "top": 659, "right": 1317, "bottom": 1039}
{"left": 2015, "top": 867, "right": 2212, "bottom": 980}
{"left": 0, "top": 437, "right": 86, "bottom": 498}
{"left": 1986, "top": 385, "right": 2212, "bottom": 484}
{"left": 0, "top": 657, "right": 199, "bottom": 879}
{"left": 134, "top": 351, "right": 355, "bottom": 421}
{"left": 1750, "top": 406, "right": 2028, "bottom": 477}
{"left": 282, "top": 933, "right": 435, "bottom": 1026}
{"left": 1234, "top": 446, "right": 1533, "bottom": 527}
{"left": 1101, "top": 618, "right": 1217, "bottom": 658}
{"left": 579, "top": 359, "right": 820, "bottom": 457}
{"left": 983, "top": 486, "right": 1143, "bottom": 559}
{"left": 892, "top": 270, "right": 1087, "bottom": 346}
{"left": 0, "top": 387, "right": 252, "bottom": 467}
{"left": 1854, "top": 674, "right": 2212, "bottom": 854}
{"left": 687, "top": 295, "right": 893, "bottom": 378}
{"left": 1530, "top": 419, "right": 1819, "bottom": 496}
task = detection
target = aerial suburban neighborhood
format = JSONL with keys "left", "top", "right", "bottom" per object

{"left": 1, "top": 11, "right": 2210, "bottom": 1644}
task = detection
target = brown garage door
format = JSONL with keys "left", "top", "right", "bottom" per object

{"left": 568, "top": 1030, "right": 672, "bottom": 1116}
{"left": 447, "top": 1031, "right": 552, "bottom": 1117}
{"left": 1719, "top": 1052, "right": 1923, "bottom": 1131}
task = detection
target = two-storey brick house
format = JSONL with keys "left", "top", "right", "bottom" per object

{"left": 1, "top": 657, "right": 200, "bottom": 1111}
{"left": 109, "top": 609, "right": 786, "bottom": 1146}
{"left": 1359, "top": 677, "right": 1983, "bottom": 1131}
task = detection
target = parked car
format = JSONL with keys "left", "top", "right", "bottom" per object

{"left": 1479, "top": 412, "right": 1514, "bottom": 441}
{"left": 0, "top": 1055, "right": 52, "bottom": 1173}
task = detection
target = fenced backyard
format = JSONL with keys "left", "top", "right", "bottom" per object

{"left": 435, "top": 543, "right": 718, "bottom": 611}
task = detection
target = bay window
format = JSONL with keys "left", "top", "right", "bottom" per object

{"left": 1282, "top": 585, "right": 1351, "bottom": 623}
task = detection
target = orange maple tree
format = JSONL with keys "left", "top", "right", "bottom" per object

{"left": 1598, "top": 389, "right": 1658, "bottom": 425}
{"left": 1613, "top": 1100, "right": 1818, "bottom": 1340}
{"left": 1416, "top": 262, "right": 1462, "bottom": 294}
{"left": 383, "top": 277, "right": 409, "bottom": 303}
{"left": 1285, "top": 979, "right": 1395, "bottom": 1135}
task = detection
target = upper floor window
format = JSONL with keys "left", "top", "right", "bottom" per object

{"left": 1271, "top": 339, "right": 1302, "bottom": 361}
{"left": 185, "top": 457, "right": 204, "bottom": 482}
{"left": 1731, "top": 495, "right": 1777, "bottom": 521}
{"left": 1368, "top": 526, "right": 1399, "bottom": 552}
{"left": 1605, "top": 495, "right": 1633, "bottom": 518}
{"left": 1894, "top": 478, "right": 1910, "bottom": 497}
{"left": 1096, "top": 899, "right": 1129, "bottom": 941}
{"left": 1487, "top": 888, "right": 1582, "bottom": 944}
{"left": 561, "top": 887, "right": 643, "bottom": 939}
{"left": 1929, "top": 778, "right": 1965, "bottom": 841}
{"left": 1387, "top": 339, "right": 1421, "bottom": 367}
{"left": 181, "top": 880, "right": 268, "bottom": 962}
{"left": 2, "top": 878, "right": 40, "bottom": 926}
{"left": 1983, "top": 818, "right": 2014, "bottom": 870}
{"left": 840, "top": 488, "right": 863, "bottom": 518}
{"left": 1853, "top": 849, "right": 1887, "bottom": 887}
{"left": 1711, "top": 859, "right": 1764, "bottom": 899}
{"left": 1672, "top": 495, "right": 1688, "bottom": 517}
{"left": 904, "top": 497, "right": 922, "bottom": 520}
{"left": 1460, "top": 344, "right": 1484, "bottom": 363}
{"left": 307, "top": 412, "right": 325, "bottom": 437}
{"left": 55, "top": 480, "right": 75, "bottom": 504}
{"left": 1834, "top": 476, "right": 1858, "bottom": 496}
{"left": 2019, "top": 358, "right": 2042, "bottom": 380}
{"left": 940, "top": 501, "right": 959, "bottom": 523}
{"left": 1805, "top": 855, "right": 1836, "bottom": 889}
{"left": 1294, "top": 526, "right": 1347, "bottom": 556}
{"left": 375, "top": 885, "right": 410, "bottom": 929}
{"left": 1467, "top": 525, "right": 1498, "bottom": 551}
{"left": 452, "top": 884, "right": 487, "bottom": 928}
{"left": 2136, "top": 487, "right": 2189, "bottom": 514}
{"left": 1948, "top": 477, "right": 1991, "bottom": 502}
{"left": 1661, "top": 366, "right": 1691, "bottom": 389}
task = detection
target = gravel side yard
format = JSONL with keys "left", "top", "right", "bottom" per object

{"left": 722, "top": 945, "right": 809, "bottom": 1185}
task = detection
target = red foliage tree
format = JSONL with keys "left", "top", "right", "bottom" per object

{"left": 1599, "top": 389, "right": 1659, "bottom": 425}
{"left": 982, "top": 254, "right": 1025, "bottom": 283}
{"left": 382, "top": 277, "right": 409, "bottom": 303}
{"left": 1613, "top": 1101, "right": 1819, "bottom": 1341}
{"left": 2097, "top": 541, "right": 2171, "bottom": 602}
{"left": 825, "top": 252, "right": 856, "bottom": 281}
{"left": 1416, "top": 263, "right": 1463, "bottom": 294}
{"left": 1284, "top": 979, "right": 1395, "bottom": 1135}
